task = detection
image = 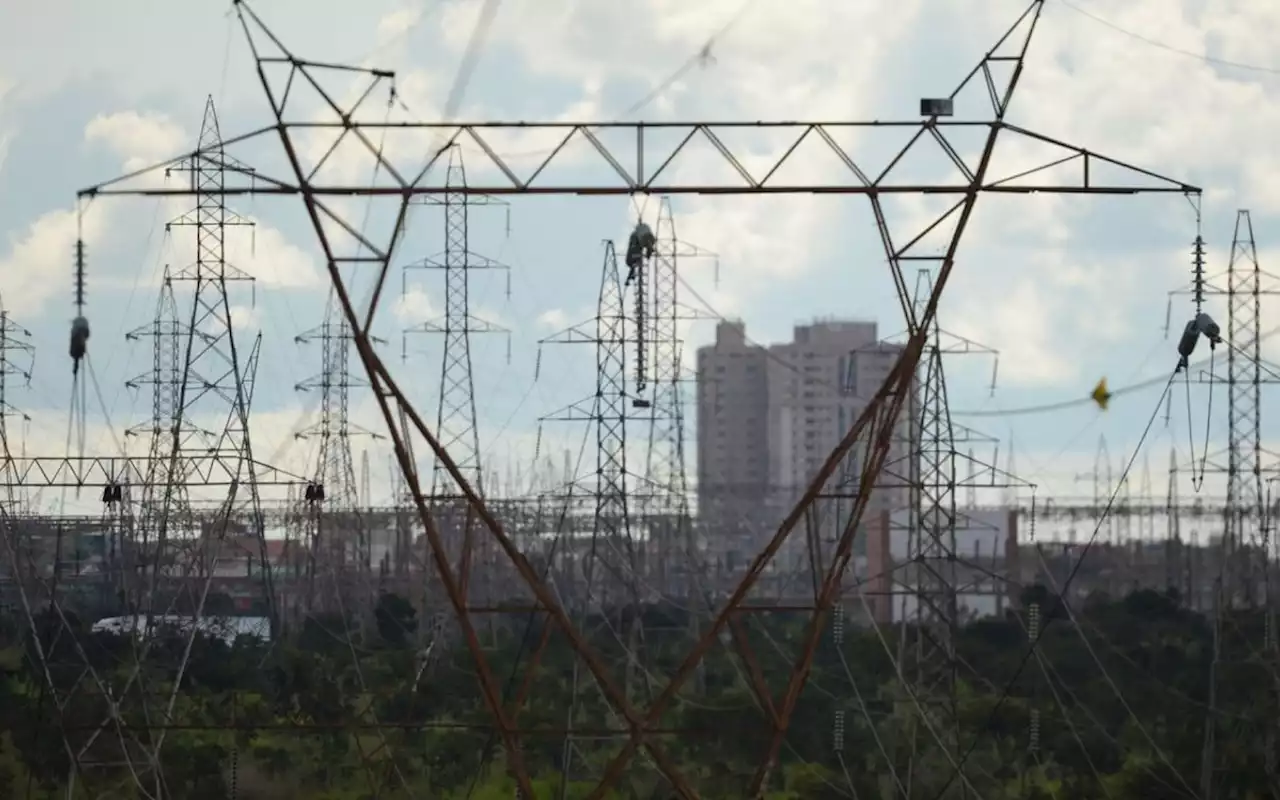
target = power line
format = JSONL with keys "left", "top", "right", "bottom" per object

{"left": 931, "top": 369, "right": 1181, "bottom": 798}
{"left": 954, "top": 324, "right": 1280, "bottom": 417}
{"left": 1058, "top": 0, "right": 1280, "bottom": 76}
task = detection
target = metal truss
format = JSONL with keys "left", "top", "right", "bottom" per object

{"left": 71, "top": 0, "right": 1200, "bottom": 796}
{"left": 83, "top": 123, "right": 1196, "bottom": 199}
{"left": 401, "top": 145, "right": 509, "bottom": 495}
{"left": 0, "top": 305, "right": 33, "bottom": 511}
{"left": 1172, "top": 211, "right": 1280, "bottom": 606}
{"left": 0, "top": 454, "right": 301, "bottom": 489}
{"left": 537, "top": 241, "right": 651, "bottom": 605}
{"left": 400, "top": 145, "right": 509, "bottom": 607}
{"left": 643, "top": 199, "right": 716, "bottom": 599}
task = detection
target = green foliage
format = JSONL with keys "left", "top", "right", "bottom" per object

{"left": 374, "top": 592, "right": 417, "bottom": 647}
{"left": 0, "top": 588, "right": 1274, "bottom": 797}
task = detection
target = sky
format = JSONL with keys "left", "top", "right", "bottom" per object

{"left": 1, "top": 0, "right": 1279, "bottom": 520}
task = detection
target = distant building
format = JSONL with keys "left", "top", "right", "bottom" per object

{"left": 695, "top": 319, "right": 910, "bottom": 583}
{"left": 864, "top": 508, "right": 1021, "bottom": 625}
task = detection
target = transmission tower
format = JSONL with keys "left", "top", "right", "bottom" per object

{"left": 77, "top": 1, "right": 1199, "bottom": 794}
{"left": 905, "top": 270, "right": 966, "bottom": 792}
{"left": 1167, "top": 210, "right": 1280, "bottom": 605}
{"left": 125, "top": 273, "right": 188, "bottom": 586}
{"left": 401, "top": 143, "right": 509, "bottom": 606}
{"left": 641, "top": 199, "right": 717, "bottom": 599}
{"left": 0, "top": 305, "right": 33, "bottom": 510}
{"left": 541, "top": 240, "right": 640, "bottom": 605}
{"left": 151, "top": 94, "right": 275, "bottom": 626}
{"left": 295, "top": 295, "right": 382, "bottom": 612}
{"left": 541, "top": 240, "right": 655, "bottom": 783}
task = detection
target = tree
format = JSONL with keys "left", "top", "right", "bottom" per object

{"left": 375, "top": 592, "right": 417, "bottom": 647}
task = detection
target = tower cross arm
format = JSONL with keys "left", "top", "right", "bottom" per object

{"left": 77, "top": 120, "right": 1200, "bottom": 199}
{"left": 0, "top": 455, "right": 307, "bottom": 488}
{"left": 404, "top": 314, "right": 507, "bottom": 335}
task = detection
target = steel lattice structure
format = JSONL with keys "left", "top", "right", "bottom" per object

{"left": 1221, "top": 213, "right": 1279, "bottom": 603}
{"left": 295, "top": 297, "right": 381, "bottom": 608}
{"left": 1168, "top": 210, "right": 1280, "bottom": 604}
{"left": 541, "top": 240, "right": 639, "bottom": 606}
{"left": 643, "top": 199, "right": 716, "bottom": 599}
{"left": 132, "top": 96, "right": 282, "bottom": 628}
{"left": 126, "top": 273, "right": 185, "bottom": 515}
{"left": 71, "top": 1, "right": 1200, "bottom": 795}
{"left": 402, "top": 145, "right": 509, "bottom": 497}
{"left": 0, "top": 305, "right": 33, "bottom": 511}
{"left": 905, "top": 274, "right": 965, "bottom": 789}
{"left": 401, "top": 145, "right": 508, "bottom": 609}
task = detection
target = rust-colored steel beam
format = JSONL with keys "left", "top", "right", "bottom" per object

{"left": 726, "top": 614, "right": 779, "bottom": 727}
{"left": 585, "top": 355, "right": 902, "bottom": 797}
{"left": 509, "top": 619, "right": 554, "bottom": 723}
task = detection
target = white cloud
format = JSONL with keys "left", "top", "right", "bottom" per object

{"left": 232, "top": 218, "right": 322, "bottom": 288}
{"left": 395, "top": 285, "right": 435, "bottom": 323}
{"left": 83, "top": 110, "right": 186, "bottom": 173}
{"left": 0, "top": 111, "right": 192, "bottom": 315}
{"left": 0, "top": 202, "right": 110, "bottom": 315}
{"left": 376, "top": 5, "right": 424, "bottom": 41}
{"left": 228, "top": 303, "right": 263, "bottom": 333}
{"left": 537, "top": 308, "right": 568, "bottom": 329}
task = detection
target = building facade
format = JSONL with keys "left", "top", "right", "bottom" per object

{"left": 696, "top": 319, "right": 910, "bottom": 590}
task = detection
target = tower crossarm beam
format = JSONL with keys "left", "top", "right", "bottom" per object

{"left": 82, "top": 120, "right": 1198, "bottom": 199}
{"left": 0, "top": 455, "right": 305, "bottom": 488}
{"left": 1016, "top": 501, "right": 1234, "bottom": 518}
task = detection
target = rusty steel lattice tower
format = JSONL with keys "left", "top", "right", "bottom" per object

{"left": 76, "top": 1, "right": 1199, "bottom": 794}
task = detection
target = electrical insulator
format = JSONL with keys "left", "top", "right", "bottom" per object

{"left": 1029, "top": 603, "right": 1041, "bottom": 754}
{"left": 833, "top": 709, "right": 845, "bottom": 751}
{"left": 1176, "top": 318, "right": 1200, "bottom": 363}
{"left": 1195, "top": 311, "right": 1221, "bottom": 344}
{"left": 69, "top": 315, "right": 90, "bottom": 371}
{"left": 833, "top": 602, "right": 844, "bottom": 645}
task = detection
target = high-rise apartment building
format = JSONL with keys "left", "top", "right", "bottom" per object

{"left": 696, "top": 319, "right": 910, "bottom": 573}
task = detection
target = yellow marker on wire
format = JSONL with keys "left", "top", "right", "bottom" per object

{"left": 1091, "top": 378, "right": 1111, "bottom": 411}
